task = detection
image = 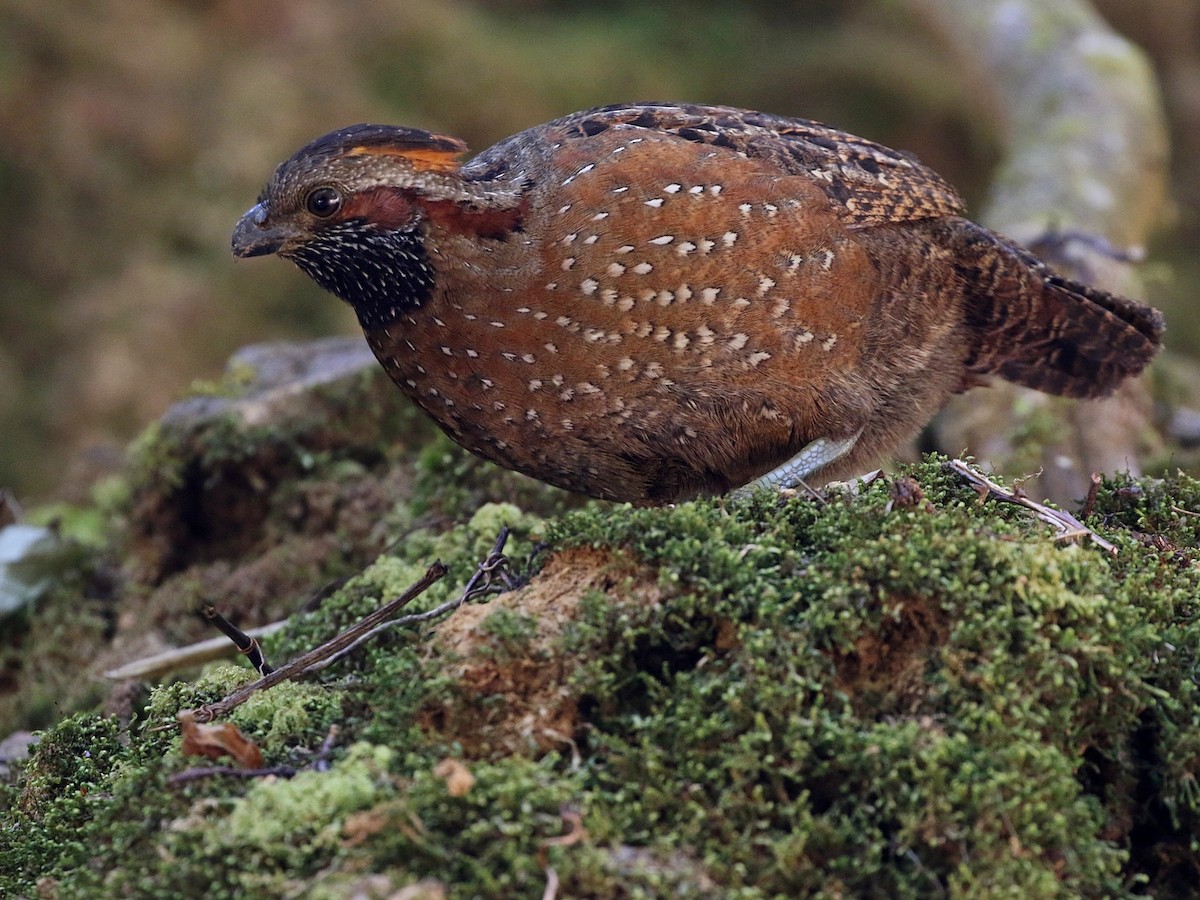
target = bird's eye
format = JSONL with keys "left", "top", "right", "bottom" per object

{"left": 305, "top": 186, "right": 342, "bottom": 218}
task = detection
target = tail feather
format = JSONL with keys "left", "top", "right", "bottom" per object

{"left": 954, "top": 222, "right": 1164, "bottom": 399}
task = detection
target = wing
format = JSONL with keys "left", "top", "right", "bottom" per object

{"left": 517, "top": 102, "right": 967, "bottom": 230}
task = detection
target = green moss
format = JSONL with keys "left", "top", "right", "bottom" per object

{"left": 144, "top": 665, "right": 344, "bottom": 760}
{"left": 477, "top": 608, "right": 540, "bottom": 660}
{"left": 199, "top": 742, "right": 396, "bottom": 872}
{"left": 4, "top": 459, "right": 1200, "bottom": 896}
{"left": 233, "top": 501, "right": 551, "bottom": 755}
{"left": 274, "top": 501, "right": 545, "bottom": 637}
{"left": 545, "top": 459, "right": 1199, "bottom": 895}
{"left": 186, "top": 361, "right": 258, "bottom": 399}
{"left": 0, "top": 713, "right": 127, "bottom": 893}
{"left": 0, "top": 535, "right": 114, "bottom": 733}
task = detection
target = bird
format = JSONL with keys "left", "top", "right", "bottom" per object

{"left": 232, "top": 102, "right": 1164, "bottom": 504}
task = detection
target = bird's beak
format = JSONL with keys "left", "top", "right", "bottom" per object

{"left": 232, "top": 203, "right": 296, "bottom": 258}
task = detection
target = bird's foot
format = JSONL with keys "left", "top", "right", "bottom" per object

{"left": 729, "top": 429, "right": 863, "bottom": 499}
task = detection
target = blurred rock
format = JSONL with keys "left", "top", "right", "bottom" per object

{"left": 1168, "top": 406, "right": 1200, "bottom": 447}
{"left": 0, "top": 730, "right": 38, "bottom": 780}
{"left": 161, "top": 336, "right": 377, "bottom": 431}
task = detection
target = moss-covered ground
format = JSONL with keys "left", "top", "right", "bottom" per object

{"left": 3, "top": 430, "right": 1199, "bottom": 896}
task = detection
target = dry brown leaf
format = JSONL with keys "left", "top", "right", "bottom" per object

{"left": 542, "top": 809, "right": 587, "bottom": 848}
{"left": 342, "top": 808, "right": 390, "bottom": 848}
{"left": 433, "top": 758, "right": 475, "bottom": 797}
{"left": 177, "top": 710, "right": 264, "bottom": 769}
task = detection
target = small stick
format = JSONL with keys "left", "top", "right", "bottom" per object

{"left": 200, "top": 604, "right": 274, "bottom": 675}
{"left": 310, "top": 527, "right": 513, "bottom": 672}
{"left": 167, "top": 764, "right": 298, "bottom": 785}
{"left": 946, "top": 459, "right": 1117, "bottom": 554}
{"left": 190, "top": 561, "right": 448, "bottom": 722}
{"left": 103, "top": 621, "right": 289, "bottom": 681}
{"left": 1080, "top": 472, "right": 1102, "bottom": 520}
{"left": 314, "top": 725, "right": 341, "bottom": 772}
{"left": 110, "top": 526, "right": 512, "bottom": 683}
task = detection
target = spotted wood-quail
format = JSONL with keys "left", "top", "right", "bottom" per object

{"left": 232, "top": 102, "right": 1164, "bottom": 503}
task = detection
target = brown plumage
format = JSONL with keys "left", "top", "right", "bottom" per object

{"left": 232, "top": 102, "right": 1164, "bottom": 503}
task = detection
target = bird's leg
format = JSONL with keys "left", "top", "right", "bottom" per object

{"left": 729, "top": 429, "right": 863, "bottom": 499}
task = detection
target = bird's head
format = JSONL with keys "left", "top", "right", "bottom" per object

{"left": 232, "top": 124, "right": 469, "bottom": 260}
{"left": 232, "top": 124, "right": 486, "bottom": 327}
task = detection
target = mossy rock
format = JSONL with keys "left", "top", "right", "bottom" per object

{"left": 2, "top": 460, "right": 1199, "bottom": 897}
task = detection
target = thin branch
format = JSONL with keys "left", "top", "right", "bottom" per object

{"left": 189, "top": 561, "right": 448, "bottom": 723}
{"left": 104, "top": 621, "right": 289, "bottom": 681}
{"left": 946, "top": 459, "right": 1117, "bottom": 554}
{"left": 309, "top": 526, "right": 514, "bottom": 672}
{"left": 314, "top": 725, "right": 341, "bottom": 772}
{"left": 200, "top": 603, "right": 274, "bottom": 675}
{"left": 167, "top": 764, "right": 298, "bottom": 785}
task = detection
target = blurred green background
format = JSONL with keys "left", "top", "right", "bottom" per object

{"left": 1, "top": 0, "right": 1196, "bottom": 504}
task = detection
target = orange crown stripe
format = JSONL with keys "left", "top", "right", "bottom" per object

{"left": 346, "top": 140, "right": 467, "bottom": 174}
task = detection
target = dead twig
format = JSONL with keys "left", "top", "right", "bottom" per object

{"left": 1080, "top": 472, "right": 1103, "bottom": 520}
{"left": 200, "top": 603, "right": 275, "bottom": 675}
{"left": 539, "top": 807, "right": 586, "bottom": 899}
{"left": 542, "top": 809, "right": 587, "bottom": 848}
{"left": 189, "top": 561, "right": 448, "bottom": 723}
{"left": 168, "top": 720, "right": 344, "bottom": 787}
{"left": 314, "top": 725, "right": 341, "bottom": 772}
{"left": 308, "top": 526, "right": 514, "bottom": 672}
{"left": 167, "top": 764, "right": 298, "bottom": 785}
{"left": 103, "top": 621, "right": 289, "bottom": 681}
{"left": 185, "top": 527, "right": 516, "bottom": 724}
{"left": 945, "top": 459, "right": 1117, "bottom": 555}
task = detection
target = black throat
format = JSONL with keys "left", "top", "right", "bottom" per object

{"left": 287, "top": 221, "right": 435, "bottom": 330}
